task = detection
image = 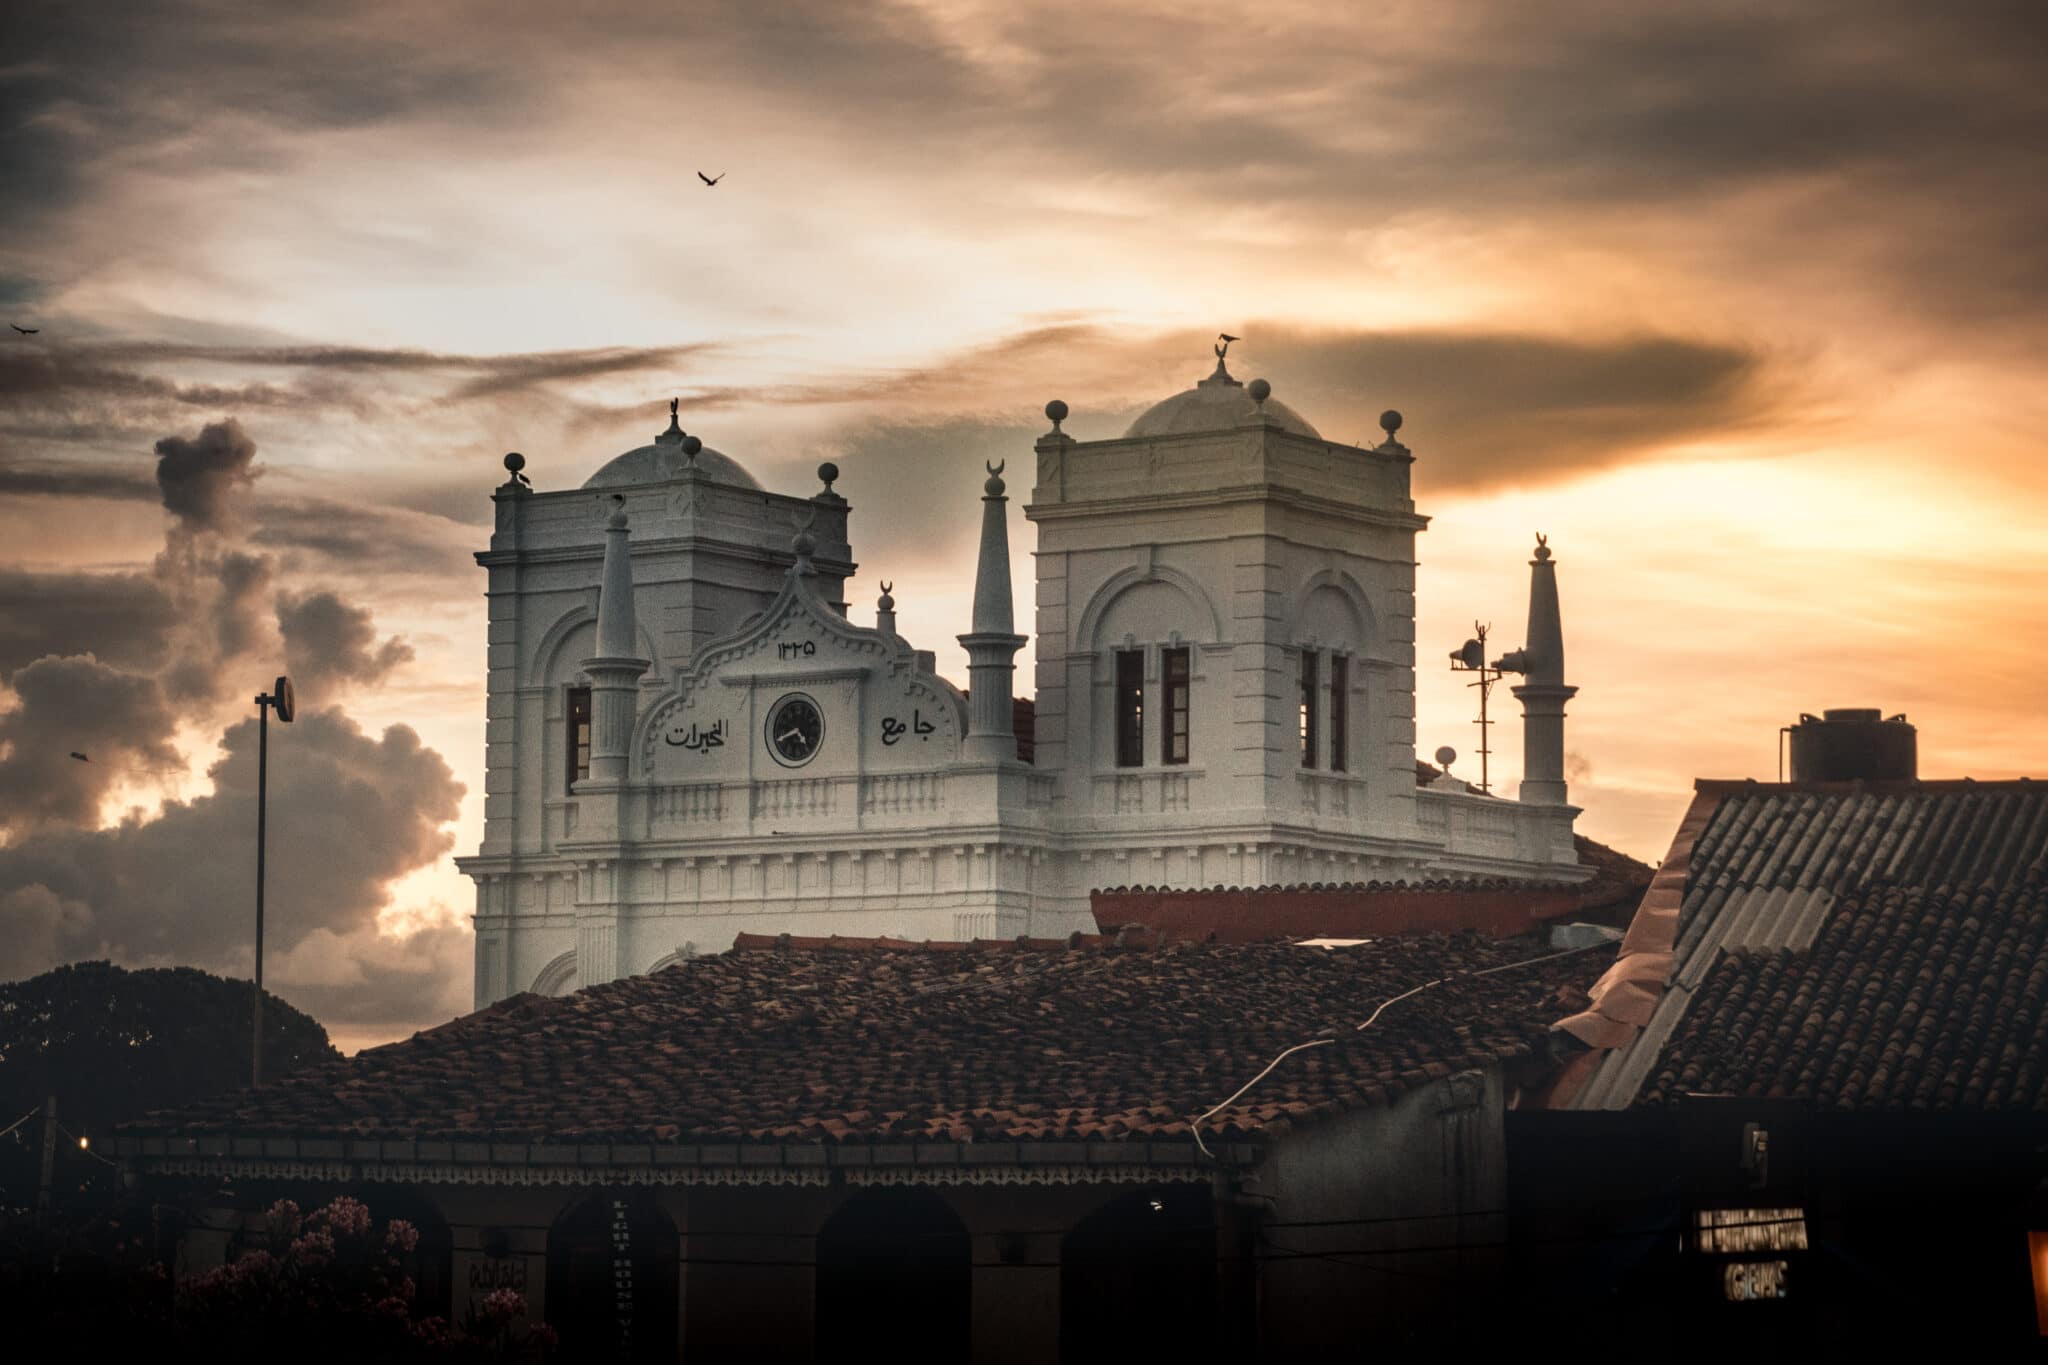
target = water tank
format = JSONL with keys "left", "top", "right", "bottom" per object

{"left": 1786, "top": 708, "right": 1916, "bottom": 783}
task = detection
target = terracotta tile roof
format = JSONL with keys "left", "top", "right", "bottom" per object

{"left": 1560, "top": 779, "right": 2048, "bottom": 1110}
{"left": 123, "top": 933, "right": 1606, "bottom": 1147}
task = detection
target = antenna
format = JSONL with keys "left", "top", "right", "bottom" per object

{"left": 1446, "top": 622, "right": 1499, "bottom": 793}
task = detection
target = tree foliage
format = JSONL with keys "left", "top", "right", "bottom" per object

{"left": 0, "top": 959, "right": 338, "bottom": 1131}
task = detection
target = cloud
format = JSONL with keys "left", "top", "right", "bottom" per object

{"left": 154, "top": 417, "right": 259, "bottom": 533}
{"left": 0, "top": 706, "right": 463, "bottom": 971}
{"left": 0, "top": 654, "right": 183, "bottom": 834}
{"left": 278, "top": 590, "right": 414, "bottom": 692}
{"left": 0, "top": 569, "right": 172, "bottom": 678}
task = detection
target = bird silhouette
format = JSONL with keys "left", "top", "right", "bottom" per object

{"left": 10, "top": 324, "right": 37, "bottom": 335}
{"left": 69, "top": 751, "right": 88, "bottom": 762}
{"left": 1219, "top": 333, "right": 1239, "bottom": 343}
{"left": 697, "top": 171, "right": 725, "bottom": 186}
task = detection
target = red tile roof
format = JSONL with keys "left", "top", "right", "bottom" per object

{"left": 124, "top": 933, "right": 1606, "bottom": 1147}
{"left": 1560, "top": 779, "right": 2048, "bottom": 1110}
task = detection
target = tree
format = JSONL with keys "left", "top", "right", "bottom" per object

{"left": 0, "top": 960, "right": 338, "bottom": 1205}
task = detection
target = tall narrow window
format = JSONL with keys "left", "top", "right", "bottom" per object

{"left": 1114, "top": 650, "right": 1145, "bottom": 768}
{"left": 565, "top": 685, "right": 592, "bottom": 794}
{"left": 1299, "top": 650, "right": 1318, "bottom": 769}
{"left": 1329, "top": 655, "right": 1349, "bottom": 772}
{"left": 1161, "top": 647, "right": 1191, "bottom": 765}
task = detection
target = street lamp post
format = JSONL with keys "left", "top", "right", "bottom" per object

{"left": 252, "top": 675, "right": 294, "bottom": 1086}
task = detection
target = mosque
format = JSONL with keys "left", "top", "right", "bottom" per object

{"left": 456, "top": 346, "right": 1585, "bottom": 1005}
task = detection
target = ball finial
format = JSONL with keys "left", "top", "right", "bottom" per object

{"left": 681, "top": 434, "right": 702, "bottom": 458}
{"left": 984, "top": 459, "right": 1006, "bottom": 497}
{"left": 1380, "top": 409, "right": 1403, "bottom": 438}
{"left": 1045, "top": 398, "right": 1068, "bottom": 432}
{"left": 817, "top": 461, "right": 839, "bottom": 492}
{"left": 1247, "top": 378, "right": 1271, "bottom": 405}
{"left": 503, "top": 451, "right": 525, "bottom": 473}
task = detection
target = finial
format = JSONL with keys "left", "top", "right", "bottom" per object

{"left": 606, "top": 493, "right": 628, "bottom": 531}
{"left": 984, "top": 459, "right": 1006, "bottom": 497}
{"left": 502, "top": 451, "right": 532, "bottom": 489}
{"left": 658, "top": 397, "right": 685, "bottom": 443}
{"left": 878, "top": 580, "right": 895, "bottom": 611}
{"left": 1216, "top": 332, "right": 1239, "bottom": 361}
{"left": 1044, "top": 399, "right": 1068, "bottom": 434}
{"left": 1248, "top": 378, "right": 1271, "bottom": 408}
{"left": 681, "top": 434, "right": 702, "bottom": 467}
{"left": 817, "top": 461, "right": 839, "bottom": 493}
{"left": 1533, "top": 532, "right": 1551, "bottom": 562}
{"left": 1380, "top": 409, "right": 1403, "bottom": 439}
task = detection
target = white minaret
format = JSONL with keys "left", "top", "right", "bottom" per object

{"left": 581, "top": 494, "right": 650, "bottom": 785}
{"left": 958, "top": 461, "right": 1026, "bottom": 762}
{"left": 1498, "top": 534, "right": 1575, "bottom": 806}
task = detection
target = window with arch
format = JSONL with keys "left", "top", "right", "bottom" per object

{"left": 1329, "top": 654, "right": 1349, "bottom": 771}
{"left": 565, "top": 685, "right": 591, "bottom": 794}
{"left": 1114, "top": 650, "right": 1145, "bottom": 768}
{"left": 1299, "top": 650, "right": 1319, "bottom": 769}
{"left": 1161, "top": 646, "right": 1191, "bottom": 765}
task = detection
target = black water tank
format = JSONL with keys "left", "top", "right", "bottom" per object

{"left": 1786, "top": 708, "right": 1916, "bottom": 782}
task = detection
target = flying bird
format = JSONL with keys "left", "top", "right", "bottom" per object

{"left": 1219, "top": 333, "right": 1239, "bottom": 343}
{"left": 697, "top": 171, "right": 725, "bottom": 186}
{"left": 10, "top": 324, "right": 37, "bottom": 334}
{"left": 69, "top": 751, "right": 89, "bottom": 762}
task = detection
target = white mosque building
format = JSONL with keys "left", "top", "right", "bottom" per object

{"left": 457, "top": 348, "right": 1585, "bottom": 1004}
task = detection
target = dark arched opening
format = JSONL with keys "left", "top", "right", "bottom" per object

{"left": 816, "top": 1187, "right": 970, "bottom": 1361}
{"left": 545, "top": 1190, "right": 680, "bottom": 1362}
{"left": 358, "top": 1184, "right": 455, "bottom": 1322}
{"left": 1061, "top": 1184, "right": 1216, "bottom": 1364}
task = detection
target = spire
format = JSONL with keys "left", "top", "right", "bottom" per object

{"left": 581, "top": 494, "right": 651, "bottom": 785}
{"left": 970, "top": 462, "right": 1013, "bottom": 635}
{"left": 958, "top": 461, "right": 1027, "bottom": 761}
{"left": 1496, "top": 534, "right": 1575, "bottom": 806}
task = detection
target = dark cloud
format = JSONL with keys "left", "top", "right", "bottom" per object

{"left": 0, "top": 570, "right": 172, "bottom": 678}
{"left": 0, "top": 654, "right": 183, "bottom": 834}
{"left": 278, "top": 590, "right": 414, "bottom": 692}
{"left": 154, "top": 417, "right": 259, "bottom": 532}
{"left": 0, "top": 706, "right": 463, "bottom": 975}
{"left": 248, "top": 497, "right": 477, "bottom": 577}
{"left": 0, "top": 461, "right": 160, "bottom": 503}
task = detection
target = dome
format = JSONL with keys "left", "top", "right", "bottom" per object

{"left": 582, "top": 404, "right": 762, "bottom": 491}
{"left": 582, "top": 441, "right": 761, "bottom": 491}
{"left": 1123, "top": 361, "right": 1321, "bottom": 440}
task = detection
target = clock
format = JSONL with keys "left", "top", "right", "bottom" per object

{"left": 765, "top": 693, "right": 824, "bottom": 767}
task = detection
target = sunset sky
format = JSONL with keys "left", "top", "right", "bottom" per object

{"left": 2, "top": 1, "right": 2043, "bottom": 1050}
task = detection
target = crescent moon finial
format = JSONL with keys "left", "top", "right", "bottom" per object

{"left": 987, "top": 460, "right": 1004, "bottom": 477}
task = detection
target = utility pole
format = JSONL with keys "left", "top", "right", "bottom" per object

{"left": 35, "top": 1096, "right": 57, "bottom": 1228}
{"left": 251, "top": 676, "right": 294, "bottom": 1087}
{"left": 1448, "top": 622, "right": 1502, "bottom": 793}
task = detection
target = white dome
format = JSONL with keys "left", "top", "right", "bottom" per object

{"left": 582, "top": 408, "right": 762, "bottom": 491}
{"left": 582, "top": 441, "right": 761, "bottom": 491}
{"left": 1124, "top": 364, "right": 1321, "bottom": 440}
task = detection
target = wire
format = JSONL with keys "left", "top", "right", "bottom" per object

{"left": 1189, "top": 939, "right": 1616, "bottom": 1158}
{"left": 55, "top": 1120, "right": 122, "bottom": 1168}
{"left": 0, "top": 1106, "right": 43, "bottom": 1142}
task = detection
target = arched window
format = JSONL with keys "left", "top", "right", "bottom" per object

{"left": 545, "top": 1190, "right": 680, "bottom": 1362}
{"left": 816, "top": 1188, "right": 970, "bottom": 1361}
{"left": 1061, "top": 1185, "right": 1216, "bottom": 1364}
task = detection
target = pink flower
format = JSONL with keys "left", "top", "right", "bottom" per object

{"left": 384, "top": 1218, "right": 421, "bottom": 1253}
{"left": 480, "top": 1288, "right": 528, "bottom": 1322}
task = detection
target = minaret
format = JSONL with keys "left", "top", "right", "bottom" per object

{"left": 1497, "top": 534, "right": 1575, "bottom": 806}
{"left": 959, "top": 461, "right": 1026, "bottom": 762}
{"left": 580, "top": 494, "right": 650, "bottom": 785}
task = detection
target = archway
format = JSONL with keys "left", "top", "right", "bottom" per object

{"left": 545, "top": 1190, "right": 680, "bottom": 1362}
{"left": 815, "top": 1187, "right": 970, "bottom": 1361}
{"left": 1060, "top": 1185, "right": 1216, "bottom": 1364}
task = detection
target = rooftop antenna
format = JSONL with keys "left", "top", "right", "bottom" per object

{"left": 1447, "top": 622, "right": 1499, "bottom": 793}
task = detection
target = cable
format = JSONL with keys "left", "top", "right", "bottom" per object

{"left": 1189, "top": 939, "right": 1616, "bottom": 1157}
{"left": 0, "top": 1106, "right": 43, "bottom": 1142}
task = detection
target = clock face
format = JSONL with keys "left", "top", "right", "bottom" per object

{"left": 765, "top": 693, "right": 824, "bottom": 767}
